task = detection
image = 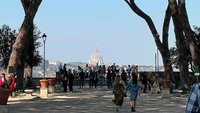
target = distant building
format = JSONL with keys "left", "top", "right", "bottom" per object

{"left": 49, "top": 60, "right": 61, "bottom": 65}
{"left": 88, "top": 49, "right": 104, "bottom": 66}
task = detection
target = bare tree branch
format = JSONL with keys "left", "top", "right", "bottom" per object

{"left": 21, "top": 0, "right": 42, "bottom": 20}
{"left": 124, "top": 0, "right": 162, "bottom": 48}
{"left": 21, "top": 0, "right": 30, "bottom": 15}
{"left": 178, "top": 0, "right": 200, "bottom": 65}
{"left": 125, "top": 0, "right": 175, "bottom": 81}
{"left": 162, "top": 5, "right": 171, "bottom": 48}
{"left": 124, "top": 0, "right": 130, "bottom": 5}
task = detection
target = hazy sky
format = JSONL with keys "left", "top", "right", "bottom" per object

{"left": 0, "top": 0, "right": 200, "bottom": 66}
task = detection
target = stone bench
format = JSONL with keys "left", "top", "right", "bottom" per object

{"left": 24, "top": 89, "right": 33, "bottom": 97}
{"left": 173, "top": 89, "right": 183, "bottom": 97}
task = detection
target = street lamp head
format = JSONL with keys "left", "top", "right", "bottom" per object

{"left": 42, "top": 33, "right": 47, "bottom": 42}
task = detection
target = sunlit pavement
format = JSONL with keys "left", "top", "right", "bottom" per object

{"left": 6, "top": 86, "right": 187, "bottom": 113}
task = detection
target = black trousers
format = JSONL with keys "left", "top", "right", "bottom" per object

{"left": 89, "top": 79, "right": 94, "bottom": 88}
{"left": 143, "top": 83, "right": 147, "bottom": 93}
{"left": 94, "top": 79, "right": 98, "bottom": 88}
{"left": 63, "top": 80, "right": 68, "bottom": 92}
{"left": 69, "top": 81, "right": 73, "bottom": 91}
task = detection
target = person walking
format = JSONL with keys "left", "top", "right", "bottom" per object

{"left": 112, "top": 74, "right": 125, "bottom": 112}
{"left": 126, "top": 72, "right": 140, "bottom": 112}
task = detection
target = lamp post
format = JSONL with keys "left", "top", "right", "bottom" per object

{"left": 40, "top": 33, "right": 49, "bottom": 98}
{"left": 42, "top": 33, "right": 47, "bottom": 78}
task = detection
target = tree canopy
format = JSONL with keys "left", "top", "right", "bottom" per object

{"left": 0, "top": 25, "right": 16, "bottom": 69}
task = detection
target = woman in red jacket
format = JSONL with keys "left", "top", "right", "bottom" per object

{"left": 9, "top": 74, "right": 16, "bottom": 96}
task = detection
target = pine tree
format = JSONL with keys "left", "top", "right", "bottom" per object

{"left": 0, "top": 25, "right": 16, "bottom": 69}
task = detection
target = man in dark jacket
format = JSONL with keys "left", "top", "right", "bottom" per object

{"left": 79, "top": 69, "right": 85, "bottom": 89}
{"left": 62, "top": 64, "right": 68, "bottom": 92}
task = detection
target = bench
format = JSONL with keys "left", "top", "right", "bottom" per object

{"left": 24, "top": 89, "right": 33, "bottom": 97}
{"left": 173, "top": 89, "right": 183, "bottom": 97}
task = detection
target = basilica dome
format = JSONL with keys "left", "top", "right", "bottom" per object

{"left": 88, "top": 49, "right": 104, "bottom": 66}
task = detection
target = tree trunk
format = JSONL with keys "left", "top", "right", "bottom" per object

{"left": 179, "top": 58, "right": 190, "bottom": 89}
{"left": 161, "top": 5, "right": 175, "bottom": 82}
{"left": 7, "top": 0, "right": 42, "bottom": 90}
{"left": 16, "top": 54, "right": 26, "bottom": 90}
{"left": 168, "top": 0, "right": 191, "bottom": 89}
{"left": 161, "top": 51, "right": 174, "bottom": 81}
{"left": 178, "top": 0, "right": 200, "bottom": 66}
{"left": 124, "top": 0, "right": 174, "bottom": 81}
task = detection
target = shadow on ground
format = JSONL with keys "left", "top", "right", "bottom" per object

{"left": 6, "top": 88, "right": 187, "bottom": 113}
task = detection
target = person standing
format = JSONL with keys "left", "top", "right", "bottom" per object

{"left": 112, "top": 74, "right": 125, "bottom": 112}
{"left": 85, "top": 64, "right": 89, "bottom": 78}
{"left": 58, "top": 63, "right": 63, "bottom": 73}
{"left": 93, "top": 71, "right": 98, "bottom": 88}
{"left": 0, "top": 73, "right": 4, "bottom": 88}
{"left": 2, "top": 73, "right": 9, "bottom": 89}
{"left": 185, "top": 82, "right": 200, "bottom": 113}
{"left": 106, "top": 70, "right": 112, "bottom": 90}
{"left": 121, "top": 69, "right": 127, "bottom": 85}
{"left": 57, "top": 63, "right": 63, "bottom": 84}
{"left": 68, "top": 69, "right": 74, "bottom": 92}
{"left": 126, "top": 72, "right": 140, "bottom": 112}
{"left": 79, "top": 69, "right": 85, "bottom": 89}
{"left": 127, "top": 65, "right": 131, "bottom": 76}
{"left": 111, "top": 63, "right": 116, "bottom": 73}
{"left": 9, "top": 73, "right": 16, "bottom": 96}
{"left": 62, "top": 64, "right": 68, "bottom": 92}
{"left": 102, "top": 65, "right": 106, "bottom": 76}
{"left": 98, "top": 65, "right": 104, "bottom": 88}
{"left": 89, "top": 68, "right": 94, "bottom": 88}
{"left": 141, "top": 72, "right": 148, "bottom": 93}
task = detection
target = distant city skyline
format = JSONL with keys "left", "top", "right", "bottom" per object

{"left": 0, "top": 1, "right": 200, "bottom": 66}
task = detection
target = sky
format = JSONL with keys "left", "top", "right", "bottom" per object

{"left": 0, "top": 0, "right": 200, "bottom": 66}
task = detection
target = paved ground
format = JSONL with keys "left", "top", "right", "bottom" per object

{"left": 2, "top": 86, "right": 187, "bottom": 113}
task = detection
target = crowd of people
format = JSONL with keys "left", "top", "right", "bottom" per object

{"left": 57, "top": 63, "right": 151, "bottom": 112}
{"left": 1, "top": 63, "right": 198, "bottom": 112}
{"left": 0, "top": 72, "right": 16, "bottom": 96}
